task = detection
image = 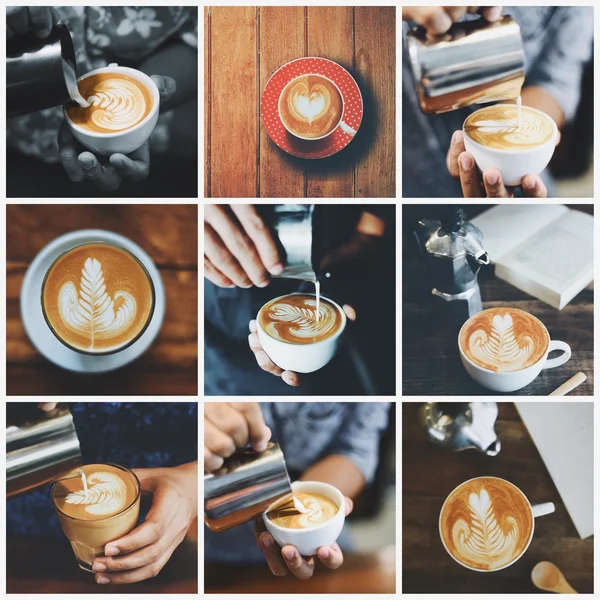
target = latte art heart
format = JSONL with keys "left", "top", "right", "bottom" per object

{"left": 440, "top": 477, "right": 534, "bottom": 571}
{"left": 279, "top": 75, "right": 343, "bottom": 139}
{"left": 259, "top": 294, "right": 343, "bottom": 344}
{"left": 267, "top": 492, "right": 338, "bottom": 529}
{"left": 67, "top": 73, "right": 153, "bottom": 133}
{"left": 460, "top": 308, "right": 548, "bottom": 372}
{"left": 464, "top": 104, "right": 555, "bottom": 150}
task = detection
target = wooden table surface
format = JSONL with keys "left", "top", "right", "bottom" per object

{"left": 6, "top": 205, "right": 198, "bottom": 396}
{"left": 204, "top": 6, "right": 395, "bottom": 198}
{"left": 205, "top": 553, "right": 396, "bottom": 594}
{"left": 402, "top": 205, "right": 594, "bottom": 396}
{"left": 7, "top": 534, "right": 197, "bottom": 593}
{"left": 402, "top": 402, "right": 594, "bottom": 594}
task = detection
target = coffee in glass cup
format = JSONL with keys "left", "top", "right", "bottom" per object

{"left": 52, "top": 464, "right": 141, "bottom": 572}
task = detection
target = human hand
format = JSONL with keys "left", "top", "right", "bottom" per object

{"left": 57, "top": 75, "right": 176, "bottom": 192}
{"left": 204, "top": 205, "right": 284, "bottom": 288}
{"left": 447, "top": 130, "right": 548, "bottom": 198}
{"left": 247, "top": 304, "right": 357, "bottom": 386}
{"left": 92, "top": 463, "right": 197, "bottom": 584}
{"left": 7, "top": 7, "right": 59, "bottom": 39}
{"left": 38, "top": 402, "right": 58, "bottom": 411}
{"left": 254, "top": 496, "right": 353, "bottom": 579}
{"left": 401, "top": 6, "right": 502, "bottom": 34}
{"left": 204, "top": 402, "right": 272, "bottom": 472}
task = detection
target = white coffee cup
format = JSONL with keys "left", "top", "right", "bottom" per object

{"left": 462, "top": 104, "right": 558, "bottom": 186}
{"left": 439, "top": 476, "right": 555, "bottom": 573}
{"left": 256, "top": 293, "right": 347, "bottom": 373}
{"left": 278, "top": 74, "right": 356, "bottom": 141}
{"left": 458, "top": 315, "right": 571, "bottom": 393}
{"left": 263, "top": 481, "right": 346, "bottom": 557}
{"left": 64, "top": 64, "right": 160, "bottom": 156}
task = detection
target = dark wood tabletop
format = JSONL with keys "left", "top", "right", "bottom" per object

{"left": 6, "top": 204, "right": 198, "bottom": 396}
{"left": 204, "top": 6, "right": 395, "bottom": 198}
{"left": 402, "top": 402, "right": 594, "bottom": 594}
{"left": 402, "top": 204, "right": 594, "bottom": 396}
{"left": 205, "top": 553, "right": 396, "bottom": 594}
{"left": 6, "top": 534, "right": 197, "bottom": 594}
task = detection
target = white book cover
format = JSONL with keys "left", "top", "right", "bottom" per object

{"left": 472, "top": 205, "right": 594, "bottom": 309}
{"left": 515, "top": 402, "right": 594, "bottom": 539}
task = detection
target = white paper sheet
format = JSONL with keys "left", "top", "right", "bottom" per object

{"left": 515, "top": 402, "right": 594, "bottom": 539}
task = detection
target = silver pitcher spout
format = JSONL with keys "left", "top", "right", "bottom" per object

{"left": 419, "top": 402, "right": 501, "bottom": 456}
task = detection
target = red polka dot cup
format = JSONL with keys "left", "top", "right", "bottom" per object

{"left": 278, "top": 74, "right": 357, "bottom": 142}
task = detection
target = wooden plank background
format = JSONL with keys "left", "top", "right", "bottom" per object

{"left": 205, "top": 6, "right": 396, "bottom": 198}
{"left": 403, "top": 402, "right": 594, "bottom": 593}
{"left": 6, "top": 205, "right": 198, "bottom": 396}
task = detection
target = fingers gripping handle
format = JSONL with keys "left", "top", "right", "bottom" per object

{"left": 543, "top": 340, "right": 571, "bottom": 370}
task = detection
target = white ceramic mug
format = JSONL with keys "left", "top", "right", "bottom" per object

{"left": 458, "top": 315, "right": 571, "bottom": 393}
{"left": 462, "top": 105, "right": 558, "bottom": 186}
{"left": 263, "top": 481, "right": 346, "bottom": 557}
{"left": 256, "top": 293, "right": 347, "bottom": 373}
{"left": 278, "top": 74, "right": 356, "bottom": 141}
{"left": 64, "top": 64, "right": 160, "bottom": 156}
{"left": 439, "top": 476, "right": 555, "bottom": 573}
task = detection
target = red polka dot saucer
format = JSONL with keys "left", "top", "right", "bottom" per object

{"left": 261, "top": 57, "right": 363, "bottom": 160}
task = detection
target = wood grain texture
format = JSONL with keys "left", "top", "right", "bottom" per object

{"left": 6, "top": 205, "right": 198, "bottom": 396}
{"left": 205, "top": 6, "right": 395, "bottom": 198}
{"left": 209, "top": 6, "right": 258, "bottom": 197}
{"left": 402, "top": 205, "right": 594, "bottom": 396}
{"left": 402, "top": 402, "right": 594, "bottom": 594}
{"left": 204, "top": 7, "right": 211, "bottom": 197}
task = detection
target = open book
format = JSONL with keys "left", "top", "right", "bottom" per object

{"left": 471, "top": 205, "right": 594, "bottom": 309}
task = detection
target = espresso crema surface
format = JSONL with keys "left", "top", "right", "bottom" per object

{"left": 67, "top": 73, "right": 153, "bottom": 133}
{"left": 267, "top": 492, "right": 338, "bottom": 529}
{"left": 42, "top": 243, "right": 154, "bottom": 353}
{"left": 259, "top": 294, "right": 342, "bottom": 344}
{"left": 464, "top": 104, "right": 555, "bottom": 150}
{"left": 279, "top": 75, "right": 343, "bottom": 138}
{"left": 52, "top": 464, "right": 139, "bottom": 521}
{"left": 440, "top": 477, "right": 533, "bottom": 571}
{"left": 460, "top": 308, "right": 548, "bottom": 372}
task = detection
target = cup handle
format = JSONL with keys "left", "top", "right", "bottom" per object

{"left": 338, "top": 121, "right": 357, "bottom": 137}
{"left": 543, "top": 340, "right": 571, "bottom": 369}
{"left": 532, "top": 502, "right": 555, "bottom": 518}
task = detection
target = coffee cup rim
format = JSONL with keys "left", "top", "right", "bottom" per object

{"left": 257, "top": 292, "right": 347, "bottom": 347}
{"left": 64, "top": 65, "right": 160, "bottom": 138}
{"left": 462, "top": 103, "right": 558, "bottom": 154}
{"left": 457, "top": 307, "right": 550, "bottom": 375}
{"left": 439, "top": 475, "right": 535, "bottom": 573}
{"left": 277, "top": 73, "right": 345, "bottom": 141}
{"left": 40, "top": 240, "right": 156, "bottom": 356}
{"left": 51, "top": 462, "right": 141, "bottom": 522}
{"left": 263, "top": 480, "right": 344, "bottom": 534}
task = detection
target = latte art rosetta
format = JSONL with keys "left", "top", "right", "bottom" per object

{"left": 460, "top": 308, "right": 548, "bottom": 372}
{"left": 67, "top": 73, "right": 153, "bottom": 133}
{"left": 268, "top": 492, "right": 338, "bottom": 529}
{"left": 259, "top": 295, "right": 342, "bottom": 344}
{"left": 440, "top": 478, "right": 533, "bottom": 571}
{"left": 464, "top": 105, "right": 555, "bottom": 150}
{"left": 65, "top": 472, "right": 127, "bottom": 516}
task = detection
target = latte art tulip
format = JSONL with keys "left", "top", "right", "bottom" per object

{"left": 65, "top": 472, "right": 127, "bottom": 516}
{"left": 67, "top": 73, "right": 153, "bottom": 134}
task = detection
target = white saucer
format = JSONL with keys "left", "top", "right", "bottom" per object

{"left": 20, "top": 229, "right": 166, "bottom": 373}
